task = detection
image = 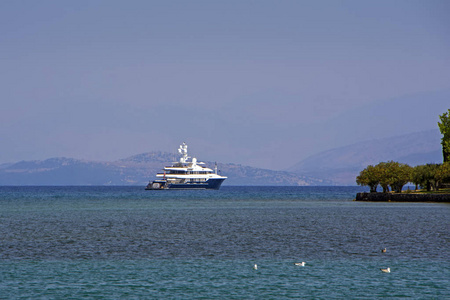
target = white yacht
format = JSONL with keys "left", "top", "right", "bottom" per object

{"left": 145, "top": 143, "right": 227, "bottom": 190}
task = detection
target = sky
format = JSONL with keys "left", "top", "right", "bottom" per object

{"left": 1, "top": 0, "right": 449, "bottom": 170}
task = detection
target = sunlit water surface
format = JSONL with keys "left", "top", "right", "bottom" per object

{"left": 0, "top": 186, "right": 448, "bottom": 299}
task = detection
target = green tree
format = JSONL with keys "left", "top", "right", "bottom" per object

{"left": 356, "top": 165, "right": 380, "bottom": 192}
{"left": 435, "top": 162, "right": 450, "bottom": 188}
{"left": 412, "top": 164, "right": 441, "bottom": 191}
{"left": 426, "top": 164, "right": 441, "bottom": 191}
{"left": 377, "top": 162, "right": 392, "bottom": 193}
{"left": 438, "top": 109, "right": 450, "bottom": 163}
{"left": 389, "top": 162, "right": 413, "bottom": 193}
{"left": 411, "top": 165, "right": 427, "bottom": 190}
{"left": 358, "top": 161, "right": 412, "bottom": 193}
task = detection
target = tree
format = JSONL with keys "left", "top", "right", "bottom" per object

{"left": 377, "top": 162, "right": 393, "bottom": 193}
{"left": 389, "top": 162, "right": 413, "bottom": 193}
{"left": 438, "top": 109, "right": 450, "bottom": 163}
{"left": 357, "top": 161, "right": 412, "bottom": 193}
{"left": 412, "top": 164, "right": 441, "bottom": 191}
{"left": 374, "top": 161, "right": 412, "bottom": 193}
{"left": 411, "top": 165, "right": 427, "bottom": 190}
{"left": 356, "top": 165, "right": 380, "bottom": 192}
{"left": 411, "top": 163, "right": 449, "bottom": 191}
{"left": 435, "top": 162, "right": 450, "bottom": 187}
{"left": 426, "top": 164, "right": 441, "bottom": 191}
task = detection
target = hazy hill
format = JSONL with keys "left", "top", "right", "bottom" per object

{"left": 287, "top": 130, "right": 443, "bottom": 185}
{"left": 1, "top": 129, "right": 442, "bottom": 186}
{"left": 0, "top": 154, "right": 327, "bottom": 186}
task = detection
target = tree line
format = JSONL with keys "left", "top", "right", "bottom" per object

{"left": 356, "top": 109, "right": 450, "bottom": 193}
{"left": 356, "top": 161, "right": 450, "bottom": 193}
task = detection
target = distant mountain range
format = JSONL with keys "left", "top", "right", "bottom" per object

{"left": 0, "top": 152, "right": 328, "bottom": 186}
{"left": 0, "top": 130, "right": 443, "bottom": 186}
{"left": 287, "top": 129, "right": 443, "bottom": 185}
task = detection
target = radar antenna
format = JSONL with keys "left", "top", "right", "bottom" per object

{"left": 178, "top": 142, "right": 190, "bottom": 163}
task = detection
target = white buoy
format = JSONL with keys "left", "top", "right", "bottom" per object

{"left": 380, "top": 267, "right": 390, "bottom": 273}
{"left": 253, "top": 264, "right": 258, "bottom": 270}
{"left": 294, "top": 262, "right": 305, "bottom": 266}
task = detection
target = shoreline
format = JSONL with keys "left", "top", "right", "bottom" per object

{"left": 355, "top": 192, "right": 450, "bottom": 202}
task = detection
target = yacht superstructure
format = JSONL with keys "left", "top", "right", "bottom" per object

{"left": 145, "top": 143, "right": 227, "bottom": 190}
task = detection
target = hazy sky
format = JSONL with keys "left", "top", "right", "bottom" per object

{"left": 1, "top": 0, "right": 449, "bottom": 170}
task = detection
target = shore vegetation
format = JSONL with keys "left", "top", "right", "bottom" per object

{"left": 357, "top": 161, "right": 450, "bottom": 193}
{"left": 438, "top": 109, "right": 450, "bottom": 162}
{"left": 357, "top": 110, "right": 450, "bottom": 193}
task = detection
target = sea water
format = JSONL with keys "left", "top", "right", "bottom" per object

{"left": 0, "top": 186, "right": 448, "bottom": 299}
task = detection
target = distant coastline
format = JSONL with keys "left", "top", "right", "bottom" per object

{"left": 355, "top": 192, "right": 450, "bottom": 203}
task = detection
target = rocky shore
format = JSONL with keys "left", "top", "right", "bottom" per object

{"left": 355, "top": 192, "right": 450, "bottom": 202}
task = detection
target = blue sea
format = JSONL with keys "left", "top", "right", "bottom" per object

{"left": 0, "top": 186, "right": 448, "bottom": 299}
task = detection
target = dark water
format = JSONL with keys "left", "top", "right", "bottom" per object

{"left": 0, "top": 186, "right": 448, "bottom": 299}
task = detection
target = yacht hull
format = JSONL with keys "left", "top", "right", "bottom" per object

{"left": 146, "top": 178, "right": 225, "bottom": 190}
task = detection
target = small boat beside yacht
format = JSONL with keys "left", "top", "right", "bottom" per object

{"left": 145, "top": 142, "right": 227, "bottom": 190}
